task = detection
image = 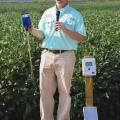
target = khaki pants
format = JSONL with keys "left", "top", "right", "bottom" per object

{"left": 40, "top": 50, "right": 76, "bottom": 120}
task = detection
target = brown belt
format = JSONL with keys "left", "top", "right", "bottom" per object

{"left": 45, "top": 48, "right": 69, "bottom": 54}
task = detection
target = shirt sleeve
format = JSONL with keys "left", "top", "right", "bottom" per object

{"left": 75, "top": 15, "right": 87, "bottom": 36}
{"left": 38, "top": 13, "right": 45, "bottom": 33}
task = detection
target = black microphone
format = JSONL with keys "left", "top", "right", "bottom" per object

{"left": 55, "top": 10, "right": 60, "bottom": 31}
{"left": 56, "top": 10, "right": 60, "bottom": 21}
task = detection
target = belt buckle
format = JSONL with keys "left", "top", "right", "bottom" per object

{"left": 53, "top": 50, "right": 61, "bottom": 54}
{"left": 45, "top": 48, "right": 65, "bottom": 54}
{"left": 54, "top": 50, "right": 66, "bottom": 54}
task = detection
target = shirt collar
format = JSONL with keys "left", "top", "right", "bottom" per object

{"left": 54, "top": 4, "right": 69, "bottom": 14}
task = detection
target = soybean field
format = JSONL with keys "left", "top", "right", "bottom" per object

{"left": 0, "top": 1, "right": 120, "bottom": 120}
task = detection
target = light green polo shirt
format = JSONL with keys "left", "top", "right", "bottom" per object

{"left": 38, "top": 5, "right": 86, "bottom": 50}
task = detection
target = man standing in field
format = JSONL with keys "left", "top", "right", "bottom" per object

{"left": 28, "top": 0, "right": 86, "bottom": 119}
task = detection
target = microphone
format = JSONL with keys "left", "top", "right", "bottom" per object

{"left": 56, "top": 10, "right": 60, "bottom": 21}
{"left": 55, "top": 10, "right": 60, "bottom": 31}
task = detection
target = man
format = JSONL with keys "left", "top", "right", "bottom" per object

{"left": 28, "top": 0, "right": 86, "bottom": 120}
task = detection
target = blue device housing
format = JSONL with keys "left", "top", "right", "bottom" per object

{"left": 21, "top": 13, "right": 31, "bottom": 28}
